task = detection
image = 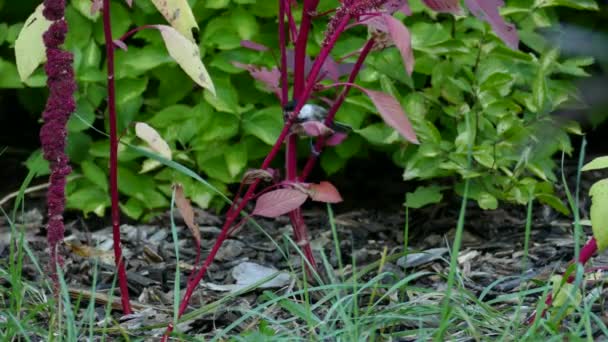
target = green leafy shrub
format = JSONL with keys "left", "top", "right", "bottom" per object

{"left": 1, "top": 0, "right": 601, "bottom": 219}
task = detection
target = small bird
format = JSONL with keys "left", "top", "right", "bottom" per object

{"left": 283, "top": 100, "right": 351, "bottom": 133}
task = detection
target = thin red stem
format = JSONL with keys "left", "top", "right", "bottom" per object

{"left": 102, "top": 0, "right": 132, "bottom": 315}
{"left": 301, "top": 38, "right": 374, "bottom": 179}
{"left": 116, "top": 24, "right": 156, "bottom": 43}
{"left": 526, "top": 237, "right": 598, "bottom": 324}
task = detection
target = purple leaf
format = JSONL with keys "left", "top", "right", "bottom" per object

{"left": 308, "top": 182, "right": 343, "bottom": 203}
{"left": 125, "top": 0, "right": 133, "bottom": 7}
{"left": 362, "top": 88, "right": 419, "bottom": 144}
{"left": 232, "top": 62, "right": 281, "bottom": 98}
{"left": 383, "top": 0, "right": 412, "bottom": 15}
{"left": 241, "top": 40, "right": 269, "bottom": 51}
{"left": 252, "top": 189, "right": 308, "bottom": 218}
{"left": 113, "top": 40, "right": 128, "bottom": 51}
{"left": 464, "top": 0, "right": 518, "bottom": 49}
{"left": 325, "top": 132, "right": 348, "bottom": 146}
{"left": 90, "top": 0, "right": 102, "bottom": 15}
{"left": 422, "top": 0, "right": 463, "bottom": 14}
{"left": 286, "top": 49, "right": 353, "bottom": 82}
{"left": 367, "top": 14, "right": 414, "bottom": 75}
{"left": 295, "top": 121, "right": 334, "bottom": 137}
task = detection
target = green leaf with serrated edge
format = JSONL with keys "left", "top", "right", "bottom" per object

{"left": 405, "top": 185, "right": 444, "bottom": 208}
{"left": 589, "top": 179, "right": 608, "bottom": 251}
{"left": 14, "top": 4, "right": 52, "bottom": 82}
{"left": 155, "top": 25, "right": 215, "bottom": 95}
{"left": 151, "top": 0, "right": 199, "bottom": 42}
{"left": 582, "top": 156, "right": 608, "bottom": 172}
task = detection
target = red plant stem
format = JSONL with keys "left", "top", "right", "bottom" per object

{"left": 293, "top": 0, "right": 319, "bottom": 98}
{"left": 116, "top": 24, "right": 156, "bottom": 43}
{"left": 300, "top": 38, "right": 374, "bottom": 179}
{"left": 279, "top": 0, "right": 289, "bottom": 106}
{"left": 526, "top": 237, "right": 598, "bottom": 324}
{"left": 102, "top": 0, "right": 132, "bottom": 315}
{"left": 163, "top": 4, "right": 355, "bottom": 339}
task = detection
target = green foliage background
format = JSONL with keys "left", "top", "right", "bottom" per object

{"left": 0, "top": 0, "right": 604, "bottom": 219}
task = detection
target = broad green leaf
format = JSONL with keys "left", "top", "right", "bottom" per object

{"left": 477, "top": 192, "right": 498, "bottom": 210}
{"left": 81, "top": 160, "right": 108, "bottom": 192}
{"left": 589, "top": 179, "right": 608, "bottom": 251}
{"left": 405, "top": 185, "right": 444, "bottom": 208}
{"left": 225, "top": 144, "right": 247, "bottom": 178}
{"left": 156, "top": 25, "right": 215, "bottom": 95}
{"left": 230, "top": 6, "right": 259, "bottom": 40}
{"left": 539, "top": 0, "right": 598, "bottom": 10}
{"left": 120, "top": 197, "right": 145, "bottom": 220}
{"left": 242, "top": 106, "right": 283, "bottom": 145}
{"left": 14, "top": 4, "right": 52, "bottom": 82}
{"left": 582, "top": 156, "right": 608, "bottom": 172}
{"left": 118, "top": 167, "right": 169, "bottom": 208}
{"left": 151, "top": 0, "right": 199, "bottom": 42}
{"left": 67, "top": 186, "right": 110, "bottom": 217}
{"left": 0, "top": 59, "right": 24, "bottom": 88}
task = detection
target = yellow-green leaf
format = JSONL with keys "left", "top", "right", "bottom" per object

{"left": 582, "top": 156, "right": 608, "bottom": 172}
{"left": 550, "top": 275, "right": 582, "bottom": 318}
{"left": 155, "top": 25, "right": 215, "bottom": 96}
{"left": 150, "top": 0, "right": 199, "bottom": 42}
{"left": 15, "top": 4, "right": 52, "bottom": 82}
{"left": 589, "top": 179, "right": 608, "bottom": 251}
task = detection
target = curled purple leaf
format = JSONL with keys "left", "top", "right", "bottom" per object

{"left": 422, "top": 0, "right": 463, "bottom": 14}
{"left": 464, "top": 0, "right": 518, "bottom": 49}
{"left": 232, "top": 62, "right": 281, "bottom": 98}
{"left": 113, "top": 39, "right": 128, "bottom": 51}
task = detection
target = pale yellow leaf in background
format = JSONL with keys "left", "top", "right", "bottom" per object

{"left": 134, "top": 122, "right": 172, "bottom": 160}
{"left": 155, "top": 25, "right": 216, "bottom": 96}
{"left": 151, "top": 0, "right": 199, "bottom": 42}
{"left": 15, "top": 4, "right": 52, "bottom": 82}
{"left": 589, "top": 179, "right": 608, "bottom": 251}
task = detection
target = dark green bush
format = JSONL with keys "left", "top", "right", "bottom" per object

{"left": 1, "top": 0, "right": 601, "bottom": 219}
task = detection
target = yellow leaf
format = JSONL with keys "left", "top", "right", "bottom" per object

{"left": 134, "top": 122, "right": 172, "bottom": 160}
{"left": 589, "top": 179, "right": 608, "bottom": 251}
{"left": 150, "top": 0, "right": 199, "bottom": 42}
{"left": 15, "top": 4, "right": 52, "bottom": 82}
{"left": 550, "top": 275, "right": 582, "bottom": 319}
{"left": 155, "top": 25, "right": 215, "bottom": 96}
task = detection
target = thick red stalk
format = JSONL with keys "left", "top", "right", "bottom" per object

{"left": 279, "top": 0, "right": 289, "bottom": 106}
{"left": 527, "top": 237, "right": 598, "bottom": 323}
{"left": 102, "top": 0, "right": 132, "bottom": 315}
{"left": 292, "top": 0, "right": 320, "bottom": 98}
{"left": 301, "top": 38, "right": 375, "bottom": 179}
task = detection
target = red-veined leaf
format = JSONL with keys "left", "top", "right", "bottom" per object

{"left": 308, "top": 181, "right": 343, "bottom": 203}
{"left": 464, "top": 0, "right": 518, "bottom": 49}
{"left": 241, "top": 40, "right": 269, "bottom": 51}
{"left": 113, "top": 40, "right": 128, "bottom": 51}
{"left": 173, "top": 184, "right": 201, "bottom": 246}
{"left": 91, "top": 0, "right": 102, "bottom": 15}
{"left": 383, "top": 0, "right": 412, "bottom": 15}
{"left": 361, "top": 88, "right": 419, "bottom": 144}
{"left": 422, "top": 0, "right": 463, "bottom": 14}
{"left": 365, "top": 14, "right": 414, "bottom": 75}
{"left": 325, "top": 132, "right": 348, "bottom": 146}
{"left": 252, "top": 189, "right": 308, "bottom": 218}
{"left": 232, "top": 62, "right": 281, "bottom": 97}
{"left": 294, "top": 121, "right": 334, "bottom": 137}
